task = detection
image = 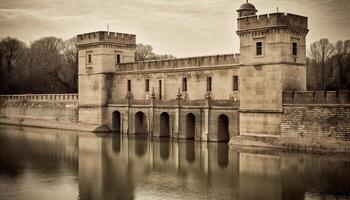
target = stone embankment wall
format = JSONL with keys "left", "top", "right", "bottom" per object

{"left": 281, "top": 91, "right": 350, "bottom": 141}
{"left": 0, "top": 94, "right": 79, "bottom": 129}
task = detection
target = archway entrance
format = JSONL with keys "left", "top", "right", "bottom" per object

{"left": 135, "top": 111, "right": 147, "bottom": 134}
{"left": 159, "top": 112, "right": 170, "bottom": 137}
{"left": 112, "top": 111, "right": 121, "bottom": 133}
{"left": 218, "top": 114, "right": 230, "bottom": 142}
{"left": 186, "top": 113, "right": 195, "bottom": 139}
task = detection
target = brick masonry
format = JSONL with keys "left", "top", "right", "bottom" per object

{"left": 281, "top": 105, "right": 350, "bottom": 141}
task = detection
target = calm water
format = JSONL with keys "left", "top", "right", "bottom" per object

{"left": 0, "top": 125, "right": 350, "bottom": 200}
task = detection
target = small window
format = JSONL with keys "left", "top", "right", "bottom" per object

{"left": 86, "top": 52, "right": 92, "bottom": 64}
{"left": 158, "top": 80, "right": 162, "bottom": 100}
{"left": 116, "top": 54, "right": 121, "bottom": 64}
{"left": 256, "top": 42, "right": 263, "bottom": 56}
{"left": 292, "top": 42, "right": 298, "bottom": 56}
{"left": 233, "top": 76, "right": 239, "bottom": 91}
{"left": 182, "top": 78, "right": 187, "bottom": 92}
{"left": 207, "top": 77, "right": 212, "bottom": 92}
{"left": 127, "top": 80, "right": 131, "bottom": 92}
{"left": 145, "top": 79, "right": 149, "bottom": 92}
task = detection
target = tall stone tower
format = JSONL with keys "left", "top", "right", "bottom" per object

{"left": 76, "top": 31, "right": 136, "bottom": 131}
{"left": 236, "top": 2, "right": 308, "bottom": 136}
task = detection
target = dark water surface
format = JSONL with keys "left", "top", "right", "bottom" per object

{"left": 0, "top": 125, "right": 350, "bottom": 200}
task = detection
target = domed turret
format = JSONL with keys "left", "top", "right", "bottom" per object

{"left": 237, "top": 1, "right": 257, "bottom": 17}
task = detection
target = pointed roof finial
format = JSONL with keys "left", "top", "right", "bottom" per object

{"left": 246, "top": 0, "right": 248, "bottom": 2}
{"left": 277, "top": 6, "right": 279, "bottom": 12}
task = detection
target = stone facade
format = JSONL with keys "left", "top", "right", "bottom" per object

{"left": 75, "top": 2, "right": 311, "bottom": 142}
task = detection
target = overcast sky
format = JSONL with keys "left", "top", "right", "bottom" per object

{"left": 0, "top": 0, "right": 349, "bottom": 57}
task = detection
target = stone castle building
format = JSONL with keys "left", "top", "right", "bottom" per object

{"left": 76, "top": 1, "right": 309, "bottom": 142}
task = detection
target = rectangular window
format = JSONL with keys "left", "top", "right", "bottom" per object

{"left": 158, "top": 80, "right": 162, "bottom": 100}
{"left": 256, "top": 42, "right": 263, "bottom": 56}
{"left": 292, "top": 42, "right": 298, "bottom": 56}
{"left": 182, "top": 78, "right": 187, "bottom": 92}
{"left": 127, "top": 80, "right": 131, "bottom": 92}
{"left": 116, "top": 54, "right": 121, "bottom": 64}
{"left": 145, "top": 79, "right": 149, "bottom": 92}
{"left": 233, "top": 76, "right": 239, "bottom": 91}
{"left": 207, "top": 77, "right": 212, "bottom": 92}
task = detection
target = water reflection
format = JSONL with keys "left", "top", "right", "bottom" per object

{"left": 0, "top": 125, "right": 350, "bottom": 200}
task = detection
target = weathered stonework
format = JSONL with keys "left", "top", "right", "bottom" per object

{"left": 281, "top": 105, "right": 350, "bottom": 141}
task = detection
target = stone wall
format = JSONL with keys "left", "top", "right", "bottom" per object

{"left": 0, "top": 94, "right": 81, "bottom": 130}
{"left": 281, "top": 105, "right": 350, "bottom": 141}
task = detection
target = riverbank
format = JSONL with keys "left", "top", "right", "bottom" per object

{"left": 0, "top": 117, "right": 110, "bottom": 132}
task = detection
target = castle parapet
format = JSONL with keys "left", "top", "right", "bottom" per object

{"left": 237, "top": 13, "right": 308, "bottom": 32}
{"left": 0, "top": 94, "right": 79, "bottom": 103}
{"left": 283, "top": 91, "right": 350, "bottom": 104}
{"left": 76, "top": 31, "right": 136, "bottom": 47}
{"left": 116, "top": 54, "right": 240, "bottom": 71}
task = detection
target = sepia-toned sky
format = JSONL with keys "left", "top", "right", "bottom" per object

{"left": 0, "top": 0, "right": 349, "bottom": 57}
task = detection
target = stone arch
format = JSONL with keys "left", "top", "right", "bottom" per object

{"left": 159, "top": 112, "right": 170, "bottom": 137}
{"left": 112, "top": 110, "right": 121, "bottom": 133}
{"left": 186, "top": 113, "right": 196, "bottom": 139}
{"left": 135, "top": 111, "right": 148, "bottom": 134}
{"left": 218, "top": 114, "right": 230, "bottom": 142}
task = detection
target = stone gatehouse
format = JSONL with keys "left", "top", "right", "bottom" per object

{"left": 76, "top": 1, "right": 309, "bottom": 142}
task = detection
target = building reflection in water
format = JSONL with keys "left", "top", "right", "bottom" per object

{"left": 0, "top": 125, "right": 350, "bottom": 200}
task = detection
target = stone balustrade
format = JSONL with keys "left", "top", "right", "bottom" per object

{"left": 0, "top": 94, "right": 79, "bottom": 102}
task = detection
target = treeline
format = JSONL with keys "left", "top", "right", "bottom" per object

{"left": 0, "top": 37, "right": 78, "bottom": 94}
{"left": 307, "top": 39, "right": 350, "bottom": 91}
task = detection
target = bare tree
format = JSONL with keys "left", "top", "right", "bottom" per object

{"left": 334, "top": 40, "right": 350, "bottom": 89}
{"left": 30, "top": 37, "right": 68, "bottom": 93}
{"left": 135, "top": 43, "right": 175, "bottom": 61}
{"left": 61, "top": 37, "right": 78, "bottom": 92}
{"left": 0, "top": 37, "right": 27, "bottom": 93}
{"left": 135, "top": 43, "right": 156, "bottom": 61}
{"left": 308, "top": 39, "right": 334, "bottom": 90}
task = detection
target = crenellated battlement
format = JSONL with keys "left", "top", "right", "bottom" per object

{"left": 76, "top": 31, "right": 136, "bottom": 47}
{"left": 283, "top": 91, "right": 350, "bottom": 104}
{"left": 115, "top": 53, "right": 240, "bottom": 72}
{"left": 237, "top": 12, "right": 308, "bottom": 32}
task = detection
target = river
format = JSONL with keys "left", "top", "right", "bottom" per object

{"left": 0, "top": 125, "right": 349, "bottom": 200}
